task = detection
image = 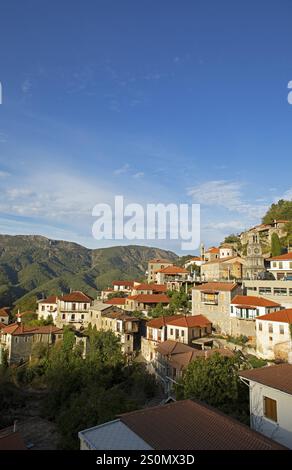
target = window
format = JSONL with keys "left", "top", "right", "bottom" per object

{"left": 279, "top": 324, "right": 284, "bottom": 334}
{"left": 268, "top": 323, "right": 273, "bottom": 333}
{"left": 231, "top": 306, "right": 233, "bottom": 313}
{"left": 170, "top": 328, "right": 173, "bottom": 335}
{"left": 175, "top": 329, "right": 179, "bottom": 339}
{"left": 83, "top": 303, "right": 87, "bottom": 310}
{"left": 72, "top": 303, "right": 76, "bottom": 311}
{"left": 290, "top": 262, "right": 292, "bottom": 269}
{"left": 81, "top": 314, "right": 84, "bottom": 320}
{"left": 264, "top": 397, "right": 277, "bottom": 422}
{"left": 258, "top": 322, "right": 262, "bottom": 331}
{"left": 181, "top": 330, "right": 184, "bottom": 337}
{"left": 279, "top": 262, "right": 283, "bottom": 269}
{"left": 71, "top": 314, "right": 75, "bottom": 320}
{"left": 273, "top": 262, "right": 277, "bottom": 268}
{"left": 127, "top": 335, "right": 130, "bottom": 341}
{"left": 42, "top": 305, "right": 45, "bottom": 311}
{"left": 62, "top": 314, "right": 65, "bottom": 319}
{"left": 273, "top": 288, "right": 287, "bottom": 296}
{"left": 259, "top": 287, "right": 271, "bottom": 295}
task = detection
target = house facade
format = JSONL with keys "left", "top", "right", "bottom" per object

{"left": 37, "top": 295, "right": 58, "bottom": 321}
{"left": 267, "top": 253, "right": 292, "bottom": 280}
{"left": 55, "top": 291, "right": 93, "bottom": 329}
{"left": 244, "top": 279, "right": 292, "bottom": 308}
{"left": 94, "top": 305, "right": 141, "bottom": 355}
{"left": 141, "top": 315, "right": 183, "bottom": 362}
{"left": 155, "top": 266, "right": 189, "bottom": 289}
{"left": 201, "top": 256, "right": 245, "bottom": 282}
{"left": 256, "top": 309, "right": 292, "bottom": 360}
{"left": 240, "top": 364, "right": 292, "bottom": 449}
{"left": 166, "top": 315, "right": 212, "bottom": 345}
{"left": 0, "top": 322, "right": 63, "bottom": 364}
{"left": 192, "top": 282, "right": 242, "bottom": 335}
{"left": 147, "top": 259, "right": 173, "bottom": 283}
{"left": 125, "top": 294, "right": 170, "bottom": 312}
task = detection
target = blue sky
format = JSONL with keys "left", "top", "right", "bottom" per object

{"left": 0, "top": 0, "right": 292, "bottom": 254}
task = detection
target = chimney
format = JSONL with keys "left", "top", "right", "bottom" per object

{"left": 16, "top": 312, "right": 21, "bottom": 324}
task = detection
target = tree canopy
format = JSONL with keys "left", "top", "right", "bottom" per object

{"left": 262, "top": 199, "right": 292, "bottom": 224}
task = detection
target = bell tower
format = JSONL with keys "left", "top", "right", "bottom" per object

{"left": 243, "top": 232, "right": 265, "bottom": 279}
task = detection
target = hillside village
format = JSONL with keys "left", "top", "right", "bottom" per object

{"left": 1, "top": 213, "right": 292, "bottom": 450}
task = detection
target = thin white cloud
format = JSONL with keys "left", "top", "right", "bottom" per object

{"left": 132, "top": 172, "right": 144, "bottom": 179}
{"left": 114, "top": 163, "right": 130, "bottom": 175}
{"left": 188, "top": 180, "right": 268, "bottom": 219}
{"left": 21, "top": 79, "right": 32, "bottom": 94}
{"left": 0, "top": 170, "right": 10, "bottom": 178}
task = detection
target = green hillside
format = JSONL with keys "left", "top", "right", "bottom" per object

{"left": 0, "top": 235, "right": 178, "bottom": 310}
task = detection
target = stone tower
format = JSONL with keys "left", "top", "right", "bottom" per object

{"left": 243, "top": 232, "right": 265, "bottom": 280}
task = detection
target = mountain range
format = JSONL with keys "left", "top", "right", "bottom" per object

{"left": 0, "top": 234, "right": 178, "bottom": 311}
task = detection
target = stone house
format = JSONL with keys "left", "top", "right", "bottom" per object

{"left": 0, "top": 322, "right": 63, "bottom": 364}
{"left": 192, "top": 282, "right": 243, "bottom": 335}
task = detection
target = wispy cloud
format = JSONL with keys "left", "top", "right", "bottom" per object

{"left": 132, "top": 172, "right": 144, "bottom": 179}
{"left": 114, "top": 163, "right": 130, "bottom": 175}
{"left": 188, "top": 180, "right": 268, "bottom": 219}
{"left": 21, "top": 79, "right": 32, "bottom": 94}
{"left": 0, "top": 170, "right": 10, "bottom": 178}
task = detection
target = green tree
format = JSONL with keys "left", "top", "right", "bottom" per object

{"left": 262, "top": 199, "right": 292, "bottom": 224}
{"left": 271, "top": 233, "right": 282, "bottom": 257}
{"left": 177, "top": 353, "right": 249, "bottom": 422}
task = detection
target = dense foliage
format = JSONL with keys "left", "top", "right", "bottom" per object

{"left": 14, "top": 328, "right": 158, "bottom": 449}
{"left": 262, "top": 199, "right": 292, "bottom": 224}
{"left": 271, "top": 233, "right": 282, "bottom": 257}
{"left": 176, "top": 353, "right": 249, "bottom": 423}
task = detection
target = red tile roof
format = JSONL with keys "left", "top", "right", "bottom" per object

{"left": 231, "top": 295, "right": 281, "bottom": 308}
{"left": 0, "top": 322, "right": 7, "bottom": 329}
{"left": 38, "top": 295, "right": 58, "bottom": 304}
{"left": 156, "top": 265, "right": 188, "bottom": 274}
{"left": 268, "top": 252, "right": 292, "bottom": 261}
{"left": 0, "top": 431, "right": 27, "bottom": 450}
{"left": 240, "top": 364, "right": 292, "bottom": 395}
{"left": 59, "top": 291, "right": 93, "bottom": 302}
{"left": 119, "top": 399, "right": 285, "bottom": 450}
{"left": 134, "top": 283, "right": 167, "bottom": 292}
{"left": 166, "top": 314, "right": 211, "bottom": 328}
{"left": 206, "top": 247, "right": 219, "bottom": 253}
{"left": 1, "top": 323, "right": 62, "bottom": 336}
{"left": 257, "top": 308, "right": 292, "bottom": 323}
{"left": 0, "top": 307, "right": 9, "bottom": 317}
{"left": 157, "top": 340, "right": 234, "bottom": 370}
{"left": 112, "top": 280, "right": 134, "bottom": 287}
{"left": 146, "top": 315, "right": 184, "bottom": 329}
{"left": 126, "top": 294, "right": 170, "bottom": 304}
{"left": 105, "top": 297, "right": 127, "bottom": 305}
{"left": 194, "top": 282, "right": 238, "bottom": 292}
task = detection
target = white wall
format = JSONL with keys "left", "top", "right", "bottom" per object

{"left": 256, "top": 319, "right": 291, "bottom": 359}
{"left": 248, "top": 380, "right": 292, "bottom": 449}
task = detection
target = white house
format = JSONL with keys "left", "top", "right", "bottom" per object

{"left": 37, "top": 296, "right": 58, "bottom": 321}
{"left": 219, "top": 243, "right": 236, "bottom": 259}
{"left": 267, "top": 252, "right": 292, "bottom": 280}
{"left": 230, "top": 295, "right": 281, "bottom": 320}
{"left": 256, "top": 309, "right": 292, "bottom": 360}
{"left": 240, "top": 364, "right": 292, "bottom": 449}
{"left": 56, "top": 291, "right": 93, "bottom": 329}
{"left": 184, "top": 256, "right": 205, "bottom": 269}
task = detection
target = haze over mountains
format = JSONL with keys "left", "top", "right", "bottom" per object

{"left": 0, "top": 234, "right": 178, "bottom": 309}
